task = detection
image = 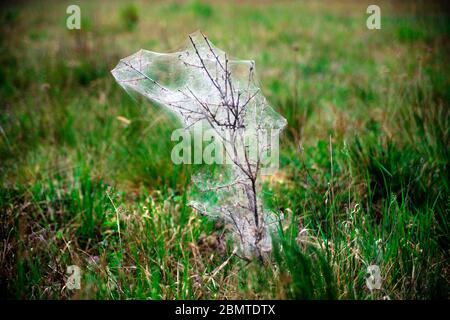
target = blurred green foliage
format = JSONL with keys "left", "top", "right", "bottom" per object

{"left": 120, "top": 4, "right": 139, "bottom": 32}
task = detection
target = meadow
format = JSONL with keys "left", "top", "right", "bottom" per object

{"left": 0, "top": 0, "right": 448, "bottom": 299}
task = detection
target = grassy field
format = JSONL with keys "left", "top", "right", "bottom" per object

{"left": 0, "top": 0, "right": 449, "bottom": 299}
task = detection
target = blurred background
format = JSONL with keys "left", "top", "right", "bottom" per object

{"left": 0, "top": 0, "right": 449, "bottom": 299}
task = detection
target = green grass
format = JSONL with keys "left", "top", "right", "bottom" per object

{"left": 0, "top": 0, "right": 449, "bottom": 299}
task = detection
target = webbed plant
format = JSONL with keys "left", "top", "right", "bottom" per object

{"left": 112, "top": 31, "right": 286, "bottom": 259}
